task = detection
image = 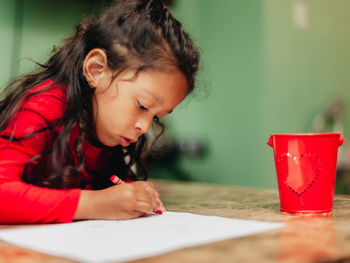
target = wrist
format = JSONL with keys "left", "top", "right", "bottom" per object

{"left": 74, "top": 189, "right": 97, "bottom": 220}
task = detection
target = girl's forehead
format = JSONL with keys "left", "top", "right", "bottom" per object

{"left": 116, "top": 69, "right": 188, "bottom": 108}
{"left": 116, "top": 69, "right": 188, "bottom": 93}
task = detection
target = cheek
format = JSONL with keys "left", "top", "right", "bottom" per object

{"left": 96, "top": 99, "right": 137, "bottom": 132}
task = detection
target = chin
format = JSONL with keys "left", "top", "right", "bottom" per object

{"left": 104, "top": 140, "right": 120, "bottom": 147}
{"left": 96, "top": 135, "right": 119, "bottom": 147}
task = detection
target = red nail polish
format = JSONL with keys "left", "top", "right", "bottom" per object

{"left": 155, "top": 210, "right": 163, "bottom": 215}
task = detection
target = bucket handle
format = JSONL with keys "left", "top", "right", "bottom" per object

{"left": 339, "top": 135, "right": 346, "bottom": 146}
{"left": 267, "top": 136, "right": 273, "bottom": 147}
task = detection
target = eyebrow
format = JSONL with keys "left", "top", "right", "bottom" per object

{"left": 144, "top": 89, "right": 163, "bottom": 104}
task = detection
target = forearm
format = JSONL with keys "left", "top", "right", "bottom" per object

{"left": 74, "top": 182, "right": 165, "bottom": 221}
{"left": 0, "top": 181, "right": 80, "bottom": 224}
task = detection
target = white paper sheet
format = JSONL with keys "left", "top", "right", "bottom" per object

{"left": 0, "top": 212, "right": 283, "bottom": 262}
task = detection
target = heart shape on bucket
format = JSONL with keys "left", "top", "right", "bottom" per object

{"left": 278, "top": 153, "right": 321, "bottom": 195}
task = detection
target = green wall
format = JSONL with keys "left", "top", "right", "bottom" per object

{"left": 167, "top": 0, "right": 266, "bottom": 187}
{"left": 1, "top": 0, "right": 349, "bottom": 189}
{"left": 0, "top": 0, "right": 16, "bottom": 88}
{"left": 166, "top": 0, "right": 350, "bottom": 188}
{"left": 0, "top": 0, "right": 92, "bottom": 84}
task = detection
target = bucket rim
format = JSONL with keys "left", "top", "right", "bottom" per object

{"left": 269, "top": 132, "right": 342, "bottom": 137}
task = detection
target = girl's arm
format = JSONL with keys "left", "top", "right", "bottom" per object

{"left": 0, "top": 81, "right": 82, "bottom": 224}
{"left": 74, "top": 181, "right": 165, "bottom": 220}
{"left": 0, "top": 181, "right": 80, "bottom": 223}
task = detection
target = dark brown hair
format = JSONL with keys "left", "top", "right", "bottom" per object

{"left": 0, "top": 0, "right": 199, "bottom": 189}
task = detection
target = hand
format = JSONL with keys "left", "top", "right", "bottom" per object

{"left": 74, "top": 181, "right": 166, "bottom": 220}
{"left": 110, "top": 175, "right": 163, "bottom": 214}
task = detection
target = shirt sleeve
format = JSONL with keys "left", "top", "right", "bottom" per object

{"left": 0, "top": 82, "right": 81, "bottom": 224}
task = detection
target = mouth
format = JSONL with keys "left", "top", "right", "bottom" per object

{"left": 120, "top": 136, "right": 137, "bottom": 147}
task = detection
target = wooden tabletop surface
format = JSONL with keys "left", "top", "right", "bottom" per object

{"left": 1, "top": 179, "right": 350, "bottom": 263}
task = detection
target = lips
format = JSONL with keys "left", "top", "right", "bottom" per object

{"left": 120, "top": 136, "right": 137, "bottom": 147}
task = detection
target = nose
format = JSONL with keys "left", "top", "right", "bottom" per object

{"left": 135, "top": 116, "right": 153, "bottom": 135}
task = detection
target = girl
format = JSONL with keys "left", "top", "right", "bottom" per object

{"left": 0, "top": 0, "right": 199, "bottom": 223}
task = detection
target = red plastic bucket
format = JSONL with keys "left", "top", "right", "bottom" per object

{"left": 267, "top": 133, "right": 346, "bottom": 213}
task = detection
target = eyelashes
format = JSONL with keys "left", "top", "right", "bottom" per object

{"left": 138, "top": 102, "right": 148, "bottom": 111}
{"left": 153, "top": 115, "right": 160, "bottom": 123}
{"left": 137, "top": 101, "right": 148, "bottom": 112}
{"left": 137, "top": 101, "right": 159, "bottom": 123}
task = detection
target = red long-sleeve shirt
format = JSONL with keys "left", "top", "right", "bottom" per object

{"left": 0, "top": 80, "right": 106, "bottom": 224}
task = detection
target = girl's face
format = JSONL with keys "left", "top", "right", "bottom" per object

{"left": 92, "top": 69, "right": 188, "bottom": 147}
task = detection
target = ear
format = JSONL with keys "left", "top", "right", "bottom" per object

{"left": 82, "top": 48, "right": 111, "bottom": 88}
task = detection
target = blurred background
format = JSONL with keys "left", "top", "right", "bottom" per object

{"left": 1, "top": 0, "right": 350, "bottom": 192}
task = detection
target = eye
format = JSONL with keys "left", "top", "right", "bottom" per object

{"left": 137, "top": 101, "right": 159, "bottom": 123}
{"left": 137, "top": 101, "right": 148, "bottom": 111}
{"left": 153, "top": 116, "right": 160, "bottom": 123}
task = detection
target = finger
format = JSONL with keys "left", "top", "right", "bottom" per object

{"left": 136, "top": 189, "right": 161, "bottom": 214}
{"left": 132, "top": 182, "right": 164, "bottom": 212}
{"left": 134, "top": 187, "right": 153, "bottom": 204}
{"left": 149, "top": 189, "right": 165, "bottom": 212}
{"left": 145, "top": 188, "right": 165, "bottom": 214}
{"left": 134, "top": 201, "right": 153, "bottom": 215}
{"left": 155, "top": 196, "right": 166, "bottom": 212}
{"left": 142, "top": 182, "right": 165, "bottom": 212}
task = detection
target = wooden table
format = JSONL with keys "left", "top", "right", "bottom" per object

{"left": 1, "top": 179, "right": 350, "bottom": 263}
